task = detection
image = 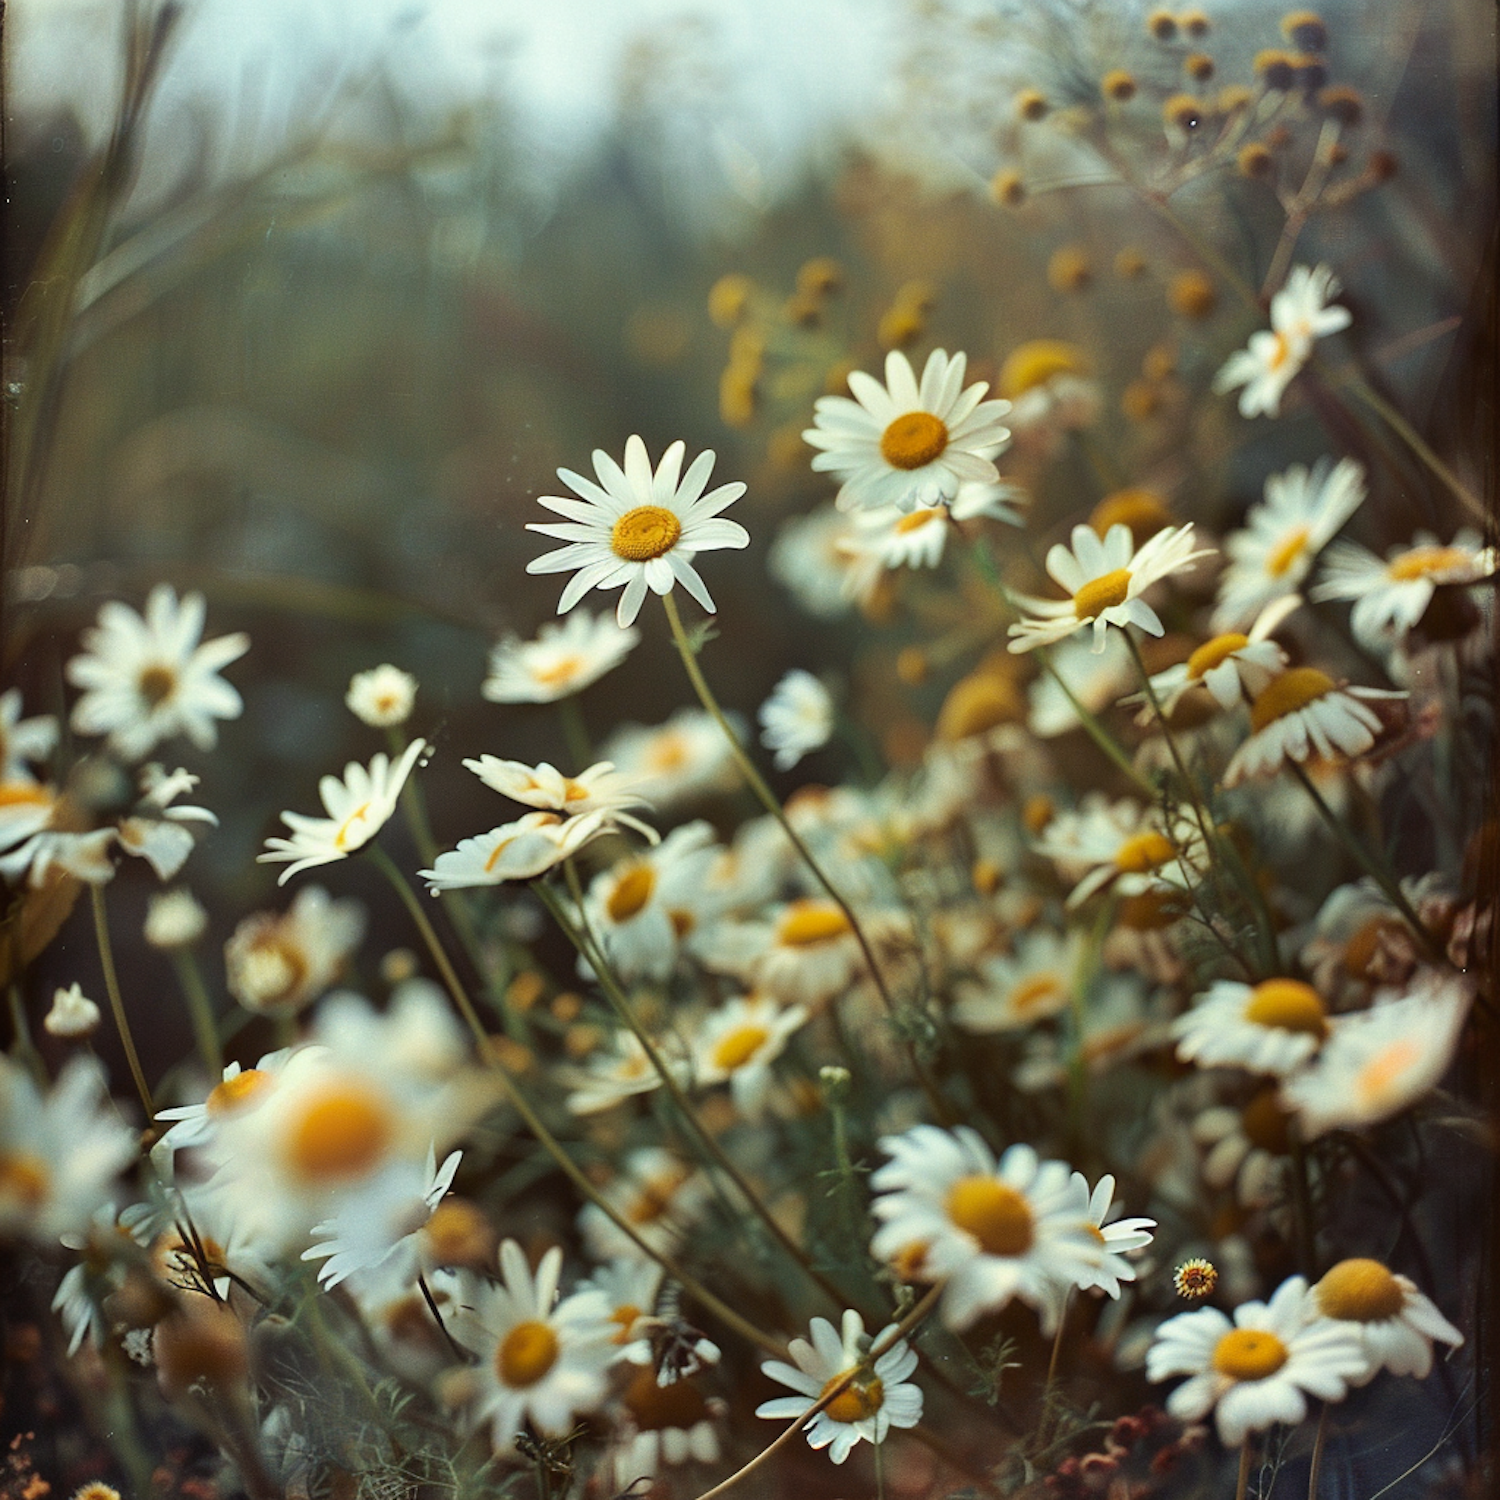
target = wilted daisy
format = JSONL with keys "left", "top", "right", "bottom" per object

{"left": 66, "top": 585, "right": 249, "bottom": 761}
{"left": 1173, "top": 977, "right": 1329, "bottom": 1076}
{"left": 1222, "top": 668, "right": 1404, "bottom": 786}
{"left": 1310, "top": 1258, "right": 1463, "bottom": 1383}
{"left": 804, "top": 348, "right": 1011, "bottom": 513}
{"left": 463, "top": 757, "right": 657, "bottom": 843}
{"left": 756, "top": 1308, "right": 923, "bottom": 1464}
{"left": 1212, "top": 458, "right": 1366, "bottom": 630}
{"left": 259, "top": 739, "right": 426, "bottom": 881}
{"left": 1146, "top": 1275, "right": 1367, "bottom": 1446}
{"left": 952, "top": 927, "right": 1081, "bottom": 1034}
{"left": 455, "top": 1240, "right": 615, "bottom": 1452}
{"left": 345, "top": 664, "right": 416, "bottom": 727}
{"left": 1213, "top": 264, "right": 1352, "bottom": 419}
{"left": 691, "top": 994, "right": 809, "bottom": 1119}
{"left": 0, "top": 689, "right": 58, "bottom": 781}
{"left": 225, "top": 884, "right": 365, "bottom": 1016}
{"left": 483, "top": 611, "right": 639, "bottom": 703}
{"left": 1278, "top": 970, "right": 1471, "bottom": 1137}
{"left": 758, "top": 670, "right": 834, "bottom": 771}
{"left": 870, "top": 1125, "right": 1103, "bottom": 1330}
{"left": 526, "top": 435, "right": 749, "bottom": 628}
{"left": 1007, "top": 522, "right": 1213, "bottom": 654}
{"left": 602, "top": 708, "right": 740, "bottom": 810}
{"left": 43, "top": 983, "right": 100, "bottom": 1039}
{"left": 1132, "top": 597, "right": 1298, "bottom": 720}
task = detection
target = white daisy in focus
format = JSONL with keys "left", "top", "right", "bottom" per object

{"left": 526, "top": 435, "right": 749, "bottom": 628}
{"left": 66, "top": 585, "right": 249, "bottom": 761}
{"left": 755, "top": 1308, "right": 923, "bottom": 1464}
{"left": 1278, "top": 970, "right": 1471, "bottom": 1138}
{"left": 602, "top": 708, "right": 740, "bottom": 810}
{"left": 1222, "top": 668, "right": 1404, "bottom": 786}
{"left": 803, "top": 348, "right": 1011, "bottom": 513}
{"left": 43, "top": 983, "right": 100, "bottom": 1039}
{"left": 455, "top": 1240, "right": 614, "bottom": 1452}
{"left": 758, "top": 670, "right": 834, "bottom": 771}
{"left": 1147, "top": 1275, "right": 1366, "bottom": 1446}
{"left": 345, "top": 664, "right": 417, "bottom": 727}
{"left": 1310, "top": 1258, "right": 1463, "bottom": 1384}
{"left": 1068, "top": 1173, "right": 1156, "bottom": 1298}
{"left": 259, "top": 739, "right": 426, "bottom": 882}
{"left": 1212, "top": 264, "right": 1351, "bottom": 419}
{"left": 483, "top": 612, "right": 639, "bottom": 703}
{"left": 691, "top": 994, "right": 809, "bottom": 1119}
{"left": 225, "top": 884, "right": 365, "bottom": 1016}
{"left": 1173, "top": 977, "right": 1330, "bottom": 1077}
{"left": 463, "top": 757, "right": 658, "bottom": 843}
{"left": 1212, "top": 458, "right": 1366, "bottom": 631}
{"left": 952, "top": 927, "right": 1081, "bottom": 1034}
{"left": 0, "top": 689, "right": 58, "bottom": 781}
{"left": 1007, "top": 523, "right": 1214, "bottom": 654}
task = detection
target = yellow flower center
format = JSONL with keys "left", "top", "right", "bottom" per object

{"left": 1355, "top": 1039, "right": 1422, "bottom": 1109}
{"left": 611, "top": 505, "right": 683, "bottom": 562}
{"left": 819, "top": 1370, "right": 885, "bottom": 1423}
{"left": 1187, "top": 633, "right": 1250, "bottom": 680}
{"left": 777, "top": 900, "right": 851, "bottom": 947}
{"left": 533, "top": 653, "right": 585, "bottom": 687}
{"left": 138, "top": 664, "right": 178, "bottom": 707}
{"left": 610, "top": 1303, "right": 642, "bottom": 1343}
{"left": 1243, "top": 978, "right": 1328, "bottom": 1036}
{"left": 895, "top": 507, "right": 945, "bottom": 534}
{"left": 1387, "top": 546, "right": 1469, "bottom": 582}
{"left": 206, "top": 1068, "right": 272, "bottom": 1116}
{"left": 946, "top": 1175, "right": 1035, "bottom": 1256}
{"left": 1265, "top": 524, "right": 1310, "bottom": 578}
{"left": 1009, "top": 973, "right": 1067, "bottom": 1016}
{"left": 334, "top": 802, "right": 377, "bottom": 851}
{"left": 0, "top": 1153, "right": 50, "bottom": 1208}
{"left": 711, "top": 1023, "right": 770, "bottom": 1072}
{"left": 607, "top": 864, "right": 657, "bottom": 922}
{"left": 497, "top": 1319, "right": 560, "bottom": 1388}
{"left": 286, "top": 1082, "right": 394, "bottom": 1184}
{"left": 1315, "top": 1258, "right": 1405, "bottom": 1322}
{"left": 999, "top": 339, "right": 1087, "bottom": 398}
{"left": 1212, "top": 1327, "right": 1289, "bottom": 1380}
{"left": 1265, "top": 331, "right": 1294, "bottom": 373}
{"left": 1114, "top": 830, "right": 1176, "bottom": 873}
{"left": 1074, "top": 567, "right": 1133, "bottom": 619}
{"left": 1090, "top": 489, "right": 1173, "bottom": 540}
{"left": 1249, "top": 667, "right": 1336, "bottom": 731}
{"left": 0, "top": 781, "right": 54, "bottom": 811}
{"left": 626, "top": 1168, "right": 688, "bottom": 1225}
{"left": 880, "top": 411, "right": 949, "bottom": 470}
{"left": 645, "top": 732, "right": 689, "bottom": 771}
{"left": 625, "top": 1365, "right": 710, "bottom": 1429}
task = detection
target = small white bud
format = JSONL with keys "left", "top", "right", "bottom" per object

{"left": 44, "top": 983, "right": 101, "bottom": 1038}
{"left": 346, "top": 664, "right": 417, "bottom": 727}
{"left": 145, "top": 888, "right": 208, "bottom": 949}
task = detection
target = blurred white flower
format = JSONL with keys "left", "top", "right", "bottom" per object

{"left": 758, "top": 670, "right": 833, "bottom": 770}
{"left": 345, "top": 664, "right": 417, "bottom": 727}
{"left": 225, "top": 884, "right": 365, "bottom": 1015}
{"left": 483, "top": 612, "right": 639, "bottom": 703}
{"left": 0, "top": 689, "right": 58, "bottom": 782}
{"left": 145, "top": 888, "right": 209, "bottom": 949}
{"left": 43, "top": 983, "right": 101, "bottom": 1039}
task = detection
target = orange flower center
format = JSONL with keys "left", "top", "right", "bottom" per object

{"left": 1249, "top": 667, "right": 1336, "bottom": 731}
{"left": 819, "top": 1370, "right": 885, "bottom": 1423}
{"left": 1240, "top": 1087, "right": 1293, "bottom": 1154}
{"left": 1212, "top": 1327, "right": 1288, "bottom": 1380}
{"left": 138, "top": 664, "right": 178, "bottom": 707}
{"left": 612, "top": 505, "right": 682, "bottom": 562}
{"left": 1265, "top": 524, "right": 1310, "bottom": 578}
{"left": 625, "top": 1366, "right": 710, "bottom": 1429}
{"left": 1243, "top": 978, "right": 1328, "bottom": 1036}
{"left": 777, "top": 900, "right": 851, "bottom": 947}
{"left": 895, "top": 508, "right": 944, "bottom": 534}
{"left": 1316, "top": 1258, "right": 1405, "bottom": 1322}
{"left": 946, "top": 1175, "right": 1035, "bottom": 1256}
{"left": 206, "top": 1068, "right": 272, "bottom": 1116}
{"left": 1388, "top": 546, "right": 1469, "bottom": 582}
{"left": 880, "top": 411, "right": 949, "bottom": 470}
{"left": 1009, "top": 973, "right": 1066, "bottom": 1016}
{"left": 1187, "top": 633, "right": 1250, "bottom": 680}
{"left": 497, "top": 1320, "right": 560, "bottom": 1388}
{"left": 710, "top": 1024, "right": 770, "bottom": 1072}
{"left": 0, "top": 1153, "right": 50, "bottom": 1208}
{"left": 286, "top": 1082, "right": 393, "bottom": 1184}
{"left": 533, "top": 653, "right": 585, "bottom": 687}
{"left": 1114, "top": 830, "right": 1177, "bottom": 873}
{"left": 610, "top": 1303, "right": 642, "bottom": 1343}
{"left": 607, "top": 864, "right": 657, "bottom": 922}
{"left": 1074, "top": 567, "right": 1133, "bottom": 619}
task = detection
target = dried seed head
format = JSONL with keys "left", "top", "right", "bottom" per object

{"left": 1280, "top": 10, "right": 1328, "bottom": 50}
{"left": 1168, "top": 269, "right": 1217, "bottom": 319}
{"left": 1101, "top": 69, "right": 1138, "bottom": 102}
{"left": 990, "top": 167, "right": 1026, "bottom": 207}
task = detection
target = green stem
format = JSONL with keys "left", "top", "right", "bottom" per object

{"left": 91, "top": 885, "right": 153, "bottom": 1119}
{"left": 557, "top": 694, "right": 593, "bottom": 768}
{"left": 1307, "top": 1402, "right": 1329, "bottom": 1500}
{"left": 1034, "top": 642, "right": 1155, "bottom": 797}
{"left": 171, "top": 949, "right": 222, "bottom": 1075}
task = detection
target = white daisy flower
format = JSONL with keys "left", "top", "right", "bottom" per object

{"left": 705, "top": 899, "right": 866, "bottom": 1010}
{"left": 225, "top": 884, "right": 365, "bottom": 1016}
{"left": 691, "top": 994, "right": 809, "bottom": 1119}
{"left": 564, "top": 1029, "right": 686, "bottom": 1116}
{"left": 848, "top": 480, "right": 1024, "bottom": 579}
{"left": 1312, "top": 529, "right": 1498, "bottom": 649}
{"left": 1278, "top": 970, "right": 1471, "bottom": 1138}
{"left": 608, "top": 1374, "right": 724, "bottom": 1485}
{"left": 870, "top": 1125, "right": 1103, "bottom": 1331}
{"left": 578, "top": 1148, "right": 711, "bottom": 1264}
{"left": 526, "top": 435, "right": 749, "bottom": 628}
{"left": 1212, "top": 458, "right": 1367, "bottom": 631}
{"left": 1148, "top": 1276, "right": 1367, "bottom": 1446}
{"left": 52, "top": 1201, "right": 130, "bottom": 1355}
{"left": 455, "top": 1240, "right": 615, "bottom": 1452}
{"left": 1068, "top": 1173, "right": 1156, "bottom": 1298}
{"left": 579, "top": 1256, "right": 666, "bottom": 1364}
{"left": 423, "top": 811, "right": 608, "bottom": 891}
{"left": 1222, "top": 668, "right": 1404, "bottom": 786}
{"left": 483, "top": 612, "right": 639, "bottom": 703}
{"left": 952, "top": 927, "right": 1082, "bottom": 1034}
{"left": 1213, "top": 264, "right": 1351, "bottom": 419}
{"left": 114, "top": 763, "right": 218, "bottom": 882}
{"left": 345, "top": 664, "right": 416, "bottom": 727}
{"left": 43, "top": 983, "right": 100, "bottom": 1039}
{"left": 1030, "top": 796, "right": 1204, "bottom": 910}
{"left": 155, "top": 1050, "right": 293, "bottom": 1153}
{"left": 803, "top": 348, "right": 1011, "bottom": 513}
{"left": 1132, "top": 597, "right": 1299, "bottom": 720}
{"left": 259, "top": 739, "right": 426, "bottom": 882}
{"left": 1310, "top": 1258, "right": 1463, "bottom": 1384}
{"left": 1173, "top": 977, "right": 1330, "bottom": 1077}
{"left": 1007, "top": 523, "right": 1215, "bottom": 654}
{"left": 769, "top": 505, "right": 864, "bottom": 618}
{"left": 755, "top": 1308, "right": 924, "bottom": 1464}
{"left": 601, "top": 708, "right": 741, "bottom": 810}
{"left": 66, "top": 585, "right": 249, "bottom": 761}
{"left": 0, "top": 781, "right": 116, "bottom": 888}
{"left": 463, "top": 757, "right": 658, "bottom": 843}
{"left": 1191, "top": 1086, "right": 1292, "bottom": 1207}
{"left": 144, "top": 887, "right": 208, "bottom": 949}
{"left": 758, "top": 670, "right": 834, "bottom": 771}
{"left": 1013, "top": 970, "right": 1164, "bottom": 1093}
{"left": 0, "top": 689, "right": 58, "bottom": 781}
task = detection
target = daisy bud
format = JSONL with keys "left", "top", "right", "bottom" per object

{"left": 144, "top": 888, "right": 207, "bottom": 950}
{"left": 44, "top": 983, "right": 100, "bottom": 1039}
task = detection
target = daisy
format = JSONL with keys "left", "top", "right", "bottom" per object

{"left": 1027, "top": 631, "right": 1134, "bottom": 739}
{"left": 1310, "top": 1259, "right": 1463, "bottom": 1383}
{"left": 1131, "top": 597, "right": 1299, "bottom": 720}
{"left": 998, "top": 340, "right": 1101, "bottom": 455}
{"left": 1212, "top": 263, "right": 1351, "bottom": 419}
{"left": 526, "top": 435, "right": 749, "bottom": 628}
{"left": 155, "top": 1050, "right": 294, "bottom": 1153}
{"left": 758, "top": 670, "right": 834, "bottom": 771}
{"left": 1222, "top": 668, "right": 1404, "bottom": 786}
{"left": 0, "top": 689, "right": 58, "bottom": 781}
{"left": 345, "top": 664, "right": 416, "bottom": 727}
{"left": 601, "top": 708, "right": 740, "bottom": 810}
{"left": 755, "top": 1309, "right": 924, "bottom": 1464}
{"left": 870, "top": 1125, "right": 1103, "bottom": 1330}
{"left": 462, "top": 757, "right": 658, "bottom": 843}
{"left": 421, "top": 810, "right": 607, "bottom": 891}
{"left": 706, "top": 899, "right": 866, "bottom": 1009}
{"left": 1312, "top": 530, "right": 1498, "bottom": 649}
{"left": 258, "top": 739, "right": 427, "bottom": 882}
{"left": 849, "top": 480, "right": 1026, "bottom": 579}
{"left": 1067, "top": 1173, "right": 1156, "bottom": 1299}
{"left": 483, "top": 612, "right": 639, "bottom": 703}
{"left": 803, "top": 348, "right": 1012, "bottom": 513}
{"left": 455, "top": 1240, "right": 615, "bottom": 1452}
{"left": 1031, "top": 796, "right": 1203, "bottom": 910}
{"left": 1191, "top": 1086, "right": 1292, "bottom": 1207}
{"left": 564, "top": 1029, "right": 686, "bottom": 1116}
{"left": 608, "top": 1373, "right": 724, "bottom": 1486}
{"left": 951, "top": 927, "right": 1082, "bottom": 1034}
{"left": 144, "top": 887, "right": 208, "bottom": 949}
{"left": 0, "top": 783, "right": 116, "bottom": 888}
{"left": 1278, "top": 970, "right": 1471, "bottom": 1137}
{"left": 768, "top": 506, "right": 864, "bottom": 618}
{"left": 66, "top": 585, "right": 249, "bottom": 761}
{"left": 43, "top": 983, "right": 101, "bottom": 1039}
{"left": 1147, "top": 1275, "right": 1367, "bottom": 1446}
{"left": 1173, "top": 977, "right": 1330, "bottom": 1076}
{"left": 115, "top": 763, "right": 218, "bottom": 882}
{"left": 224, "top": 884, "right": 365, "bottom": 1016}
{"left": 578, "top": 1148, "right": 711, "bottom": 1264}
{"left": 1014, "top": 971, "right": 1164, "bottom": 1092}
{"left": 1007, "top": 523, "right": 1214, "bottom": 654}
{"left": 691, "top": 994, "right": 809, "bottom": 1119}
{"left": 1212, "top": 458, "right": 1366, "bottom": 631}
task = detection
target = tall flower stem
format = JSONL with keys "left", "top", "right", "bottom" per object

{"left": 91, "top": 885, "right": 153, "bottom": 1119}
{"left": 661, "top": 593, "right": 951, "bottom": 1123}
{"left": 1234, "top": 1440, "right": 1253, "bottom": 1500}
{"left": 1307, "top": 1402, "right": 1329, "bottom": 1500}
{"left": 365, "top": 843, "right": 783, "bottom": 1357}
{"left": 556, "top": 694, "right": 593, "bottom": 768}
{"left": 171, "top": 949, "right": 223, "bottom": 1075}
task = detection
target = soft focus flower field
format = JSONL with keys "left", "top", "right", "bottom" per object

{"left": 2, "top": 4, "right": 1494, "bottom": 1500}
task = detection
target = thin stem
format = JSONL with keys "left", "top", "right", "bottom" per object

{"left": 557, "top": 694, "right": 593, "bottom": 768}
{"left": 91, "top": 885, "right": 153, "bottom": 1119}
{"left": 1307, "top": 1402, "right": 1329, "bottom": 1500}
{"left": 1235, "top": 1440, "right": 1253, "bottom": 1500}
{"left": 419, "top": 1272, "right": 467, "bottom": 1363}
{"left": 1035, "top": 643, "right": 1155, "bottom": 797}
{"left": 1045, "top": 1291, "right": 1071, "bottom": 1391}
{"left": 171, "top": 949, "right": 223, "bottom": 1075}
{"left": 873, "top": 1434, "right": 886, "bottom": 1500}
